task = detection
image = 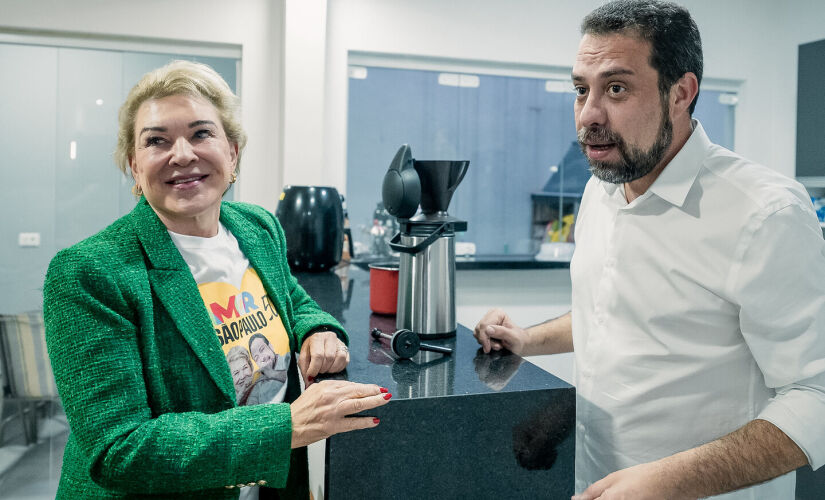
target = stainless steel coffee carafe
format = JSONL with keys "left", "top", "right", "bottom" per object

{"left": 382, "top": 145, "right": 468, "bottom": 339}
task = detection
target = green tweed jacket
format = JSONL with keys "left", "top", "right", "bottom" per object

{"left": 43, "top": 198, "right": 346, "bottom": 499}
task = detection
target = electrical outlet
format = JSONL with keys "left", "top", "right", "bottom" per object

{"left": 18, "top": 232, "right": 41, "bottom": 247}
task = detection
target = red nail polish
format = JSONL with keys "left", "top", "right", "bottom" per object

{"left": 383, "top": 393, "right": 392, "bottom": 400}
{"left": 379, "top": 387, "right": 388, "bottom": 393}
{"left": 373, "top": 417, "right": 380, "bottom": 424}
{"left": 308, "top": 376, "right": 314, "bottom": 382}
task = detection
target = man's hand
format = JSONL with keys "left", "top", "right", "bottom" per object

{"left": 572, "top": 461, "right": 682, "bottom": 500}
{"left": 573, "top": 419, "right": 808, "bottom": 500}
{"left": 299, "top": 330, "right": 349, "bottom": 387}
{"left": 473, "top": 308, "right": 530, "bottom": 355}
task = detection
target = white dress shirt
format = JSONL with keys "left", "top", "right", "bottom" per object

{"left": 570, "top": 121, "right": 825, "bottom": 499}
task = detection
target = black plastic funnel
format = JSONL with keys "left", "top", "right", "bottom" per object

{"left": 413, "top": 160, "right": 469, "bottom": 214}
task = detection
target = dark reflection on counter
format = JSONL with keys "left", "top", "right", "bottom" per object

{"left": 389, "top": 348, "right": 455, "bottom": 399}
{"left": 513, "top": 389, "right": 576, "bottom": 471}
{"left": 473, "top": 348, "right": 524, "bottom": 391}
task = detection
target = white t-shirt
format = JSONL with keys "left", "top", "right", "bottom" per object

{"left": 170, "top": 223, "right": 293, "bottom": 500}
{"left": 570, "top": 121, "right": 825, "bottom": 499}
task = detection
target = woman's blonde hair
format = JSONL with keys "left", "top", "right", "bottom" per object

{"left": 226, "top": 345, "right": 253, "bottom": 369}
{"left": 115, "top": 60, "right": 247, "bottom": 176}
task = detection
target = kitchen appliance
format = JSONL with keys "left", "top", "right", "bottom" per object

{"left": 276, "top": 185, "right": 354, "bottom": 272}
{"left": 382, "top": 144, "right": 469, "bottom": 338}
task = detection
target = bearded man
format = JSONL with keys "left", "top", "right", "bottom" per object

{"left": 475, "top": 1, "right": 825, "bottom": 498}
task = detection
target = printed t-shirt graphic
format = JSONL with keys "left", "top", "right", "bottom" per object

{"left": 200, "top": 268, "right": 291, "bottom": 405}
{"left": 168, "top": 223, "right": 292, "bottom": 408}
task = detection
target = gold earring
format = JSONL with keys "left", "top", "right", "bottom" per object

{"left": 230, "top": 171, "right": 238, "bottom": 184}
{"left": 132, "top": 184, "right": 143, "bottom": 196}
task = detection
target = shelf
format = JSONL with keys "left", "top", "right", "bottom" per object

{"left": 531, "top": 191, "right": 584, "bottom": 199}
{"left": 797, "top": 176, "right": 825, "bottom": 188}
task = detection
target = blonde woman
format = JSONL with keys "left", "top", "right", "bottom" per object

{"left": 44, "top": 60, "right": 389, "bottom": 499}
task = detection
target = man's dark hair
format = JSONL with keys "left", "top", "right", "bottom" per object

{"left": 248, "top": 333, "right": 271, "bottom": 352}
{"left": 581, "top": 0, "right": 703, "bottom": 114}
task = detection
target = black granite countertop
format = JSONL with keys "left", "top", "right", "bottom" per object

{"left": 351, "top": 255, "right": 570, "bottom": 271}
{"left": 456, "top": 254, "right": 571, "bottom": 270}
{"left": 295, "top": 265, "right": 576, "bottom": 499}
{"left": 295, "top": 265, "right": 571, "bottom": 396}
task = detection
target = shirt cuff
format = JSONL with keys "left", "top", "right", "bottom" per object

{"left": 757, "top": 384, "right": 825, "bottom": 470}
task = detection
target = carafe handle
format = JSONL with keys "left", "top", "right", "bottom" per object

{"left": 387, "top": 223, "right": 449, "bottom": 254}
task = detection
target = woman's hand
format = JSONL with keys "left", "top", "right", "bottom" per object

{"left": 299, "top": 330, "right": 350, "bottom": 387}
{"left": 290, "top": 380, "right": 391, "bottom": 448}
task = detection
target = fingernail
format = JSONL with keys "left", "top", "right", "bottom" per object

{"left": 383, "top": 393, "right": 392, "bottom": 400}
{"left": 486, "top": 325, "right": 494, "bottom": 334}
{"left": 373, "top": 417, "right": 380, "bottom": 424}
{"left": 379, "top": 387, "right": 388, "bottom": 393}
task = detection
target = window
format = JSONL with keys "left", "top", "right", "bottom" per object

{"left": 346, "top": 60, "right": 737, "bottom": 258}
{"left": 0, "top": 37, "right": 239, "bottom": 313}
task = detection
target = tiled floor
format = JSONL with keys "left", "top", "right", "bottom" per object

{"left": 0, "top": 400, "right": 66, "bottom": 499}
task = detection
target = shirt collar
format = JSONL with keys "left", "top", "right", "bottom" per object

{"left": 599, "top": 120, "right": 711, "bottom": 207}
{"left": 648, "top": 120, "right": 710, "bottom": 207}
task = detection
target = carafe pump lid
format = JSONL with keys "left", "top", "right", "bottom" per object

{"left": 382, "top": 144, "right": 421, "bottom": 219}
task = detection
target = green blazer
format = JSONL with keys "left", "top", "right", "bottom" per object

{"left": 43, "top": 198, "right": 346, "bottom": 499}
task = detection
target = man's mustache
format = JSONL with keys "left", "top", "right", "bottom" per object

{"left": 577, "top": 126, "right": 623, "bottom": 146}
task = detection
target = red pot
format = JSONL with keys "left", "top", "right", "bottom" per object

{"left": 369, "top": 262, "right": 399, "bottom": 315}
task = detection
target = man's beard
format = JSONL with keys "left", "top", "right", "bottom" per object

{"left": 578, "top": 101, "right": 673, "bottom": 184}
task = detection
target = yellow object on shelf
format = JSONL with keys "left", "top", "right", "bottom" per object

{"left": 545, "top": 214, "right": 575, "bottom": 243}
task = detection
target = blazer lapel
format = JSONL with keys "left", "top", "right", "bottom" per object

{"left": 130, "top": 199, "right": 236, "bottom": 404}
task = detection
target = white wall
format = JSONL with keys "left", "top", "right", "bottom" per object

{"left": 282, "top": 0, "right": 329, "bottom": 187}
{"left": 322, "top": 0, "right": 825, "bottom": 194}
{"left": 4, "top": 1, "right": 823, "bottom": 210}
{"left": 0, "top": 0, "right": 285, "bottom": 212}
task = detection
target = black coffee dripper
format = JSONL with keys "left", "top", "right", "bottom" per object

{"left": 382, "top": 144, "right": 469, "bottom": 220}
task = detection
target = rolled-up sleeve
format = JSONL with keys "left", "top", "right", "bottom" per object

{"left": 731, "top": 201, "right": 825, "bottom": 469}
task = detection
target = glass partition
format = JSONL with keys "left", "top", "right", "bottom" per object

{"left": 0, "top": 41, "right": 239, "bottom": 313}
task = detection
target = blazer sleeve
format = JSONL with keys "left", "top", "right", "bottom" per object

{"left": 43, "top": 245, "right": 294, "bottom": 494}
